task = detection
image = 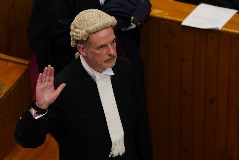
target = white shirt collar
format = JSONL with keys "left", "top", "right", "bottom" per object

{"left": 80, "top": 55, "right": 114, "bottom": 81}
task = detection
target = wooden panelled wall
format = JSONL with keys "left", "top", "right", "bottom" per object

{"left": 140, "top": 0, "right": 239, "bottom": 160}
{"left": 2, "top": 0, "right": 239, "bottom": 159}
{"left": 0, "top": 0, "right": 32, "bottom": 60}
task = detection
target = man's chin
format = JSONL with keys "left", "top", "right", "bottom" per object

{"left": 105, "top": 58, "right": 116, "bottom": 65}
{"left": 105, "top": 61, "right": 116, "bottom": 69}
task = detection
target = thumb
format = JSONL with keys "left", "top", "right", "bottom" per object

{"left": 55, "top": 83, "right": 66, "bottom": 96}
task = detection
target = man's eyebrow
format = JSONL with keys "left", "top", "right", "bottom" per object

{"left": 97, "top": 44, "right": 107, "bottom": 48}
{"left": 95, "top": 38, "right": 116, "bottom": 49}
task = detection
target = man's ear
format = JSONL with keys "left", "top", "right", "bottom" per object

{"left": 77, "top": 44, "right": 86, "bottom": 56}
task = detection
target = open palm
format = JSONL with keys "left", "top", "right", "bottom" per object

{"left": 35, "top": 65, "right": 66, "bottom": 109}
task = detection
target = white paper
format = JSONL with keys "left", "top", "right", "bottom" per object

{"left": 181, "top": 3, "right": 238, "bottom": 30}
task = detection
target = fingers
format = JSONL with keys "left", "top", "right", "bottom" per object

{"left": 36, "top": 73, "right": 43, "bottom": 86}
{"left": 49, "top": 67, "right": 54, "bottom": 82}
{"left": 41, "top": 65, "right": 54, "bottom": 82}
{"left": 44, "top": 65, "right": 54, "bottom": 82}
{"left": 36, "top": 65, "right": 54, "bottom": 87}
{"left": 39, "top": 66, "right": 48, "bottom": 84}
{"left": 45, "top": 67, "right": 50, "bottom": 82}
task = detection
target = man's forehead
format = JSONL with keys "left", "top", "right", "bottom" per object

{"left": 89, "top": 27, "right": 115, "bottom": 43}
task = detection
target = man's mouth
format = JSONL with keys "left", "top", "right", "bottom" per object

{"left": 105, "top": 57, "right": 115, "bottom": 63}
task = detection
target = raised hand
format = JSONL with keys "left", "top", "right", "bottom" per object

{"left": 35, "top": 65, "right": 66, "bottom": 109}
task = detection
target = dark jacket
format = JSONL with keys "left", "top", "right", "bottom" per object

{"left": 213, "top": 0, "right": 239, "bottom": 10}
{"left": 101, "top": 0, "right": 151, "bottom": 30}
{"left": 14, "top": 57, "right": 152, "bottom": 160}
{"left": 27, "top": 0, "right": 101, "bottom": 72}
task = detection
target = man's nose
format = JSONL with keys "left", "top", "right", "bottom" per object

{"left": 107, "top": 44, "right": 116, "bottom": 55}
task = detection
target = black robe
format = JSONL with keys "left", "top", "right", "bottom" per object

{"left": 14, "top": 57, "right": 152, "bottom": 160}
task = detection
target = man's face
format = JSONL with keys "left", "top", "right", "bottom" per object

{"left": 78, "top": 27, "right": 117, "bottom": 73}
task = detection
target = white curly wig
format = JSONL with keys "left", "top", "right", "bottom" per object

{"left": 70, "top": 9, "right": 117, "bottom": 47}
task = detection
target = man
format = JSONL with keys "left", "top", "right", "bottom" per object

{"left": 15, "top": 9, "right": 152, "bottom": 160}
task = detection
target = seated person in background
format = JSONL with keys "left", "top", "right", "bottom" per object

{"left": 213, "top": 0, "right": 239, "bottom": 10}
{"left": 14, "top": 9, "right": 153, "bottom": 160}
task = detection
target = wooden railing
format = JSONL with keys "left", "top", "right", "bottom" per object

{"left": 140, "top": 0, "right": 239, "bottom": 160}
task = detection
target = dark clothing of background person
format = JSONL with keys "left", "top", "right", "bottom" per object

{"left": 101, "top": 0, "right": 152, "bottom": 97}
{"left": 213, "top": 0, "right": 239, "bottom": 10}
{"left": 14, "top": 57, "right": 153, "bottom": 160}
{"left": 27, "top": 0, "right": 101, "bottom": 75}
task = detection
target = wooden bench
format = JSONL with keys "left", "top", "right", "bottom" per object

{"left": 0, "top": 53, "right": 30, "bottom": 159}
{"left": 140, "top": 0, "right": 239, "bottom": 160}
